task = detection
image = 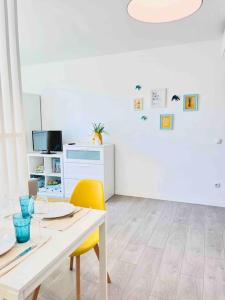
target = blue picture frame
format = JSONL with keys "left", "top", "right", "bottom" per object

{"left": 160, "top": 114, "right": 174, "bottom": 130}
{"left": 183, "top": 94, "right": 199, "bottom": 111}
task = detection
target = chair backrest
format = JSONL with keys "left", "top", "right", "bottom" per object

{"left": 69, "top": 179, "right": 106, "bottom": 211}
{"left": 28, "top": 179, "right": 38, "bottom": 197}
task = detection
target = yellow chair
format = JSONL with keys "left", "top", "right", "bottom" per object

{"left": 69, "top": 179, "right": 111, "bottom": 300}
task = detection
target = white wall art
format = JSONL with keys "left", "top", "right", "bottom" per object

{"left": 151, "top": 88, "right": 167, "bottom": 108}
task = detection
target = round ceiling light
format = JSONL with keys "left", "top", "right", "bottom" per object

{"left": 127, "top": 0, "right": 203, "bottom": 23}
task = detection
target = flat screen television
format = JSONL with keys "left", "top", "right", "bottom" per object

{"left": 32, "top": 131, "right": 62, "bottom": 154}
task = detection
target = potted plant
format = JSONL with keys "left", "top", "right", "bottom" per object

{"left": 92, "top": 123, "right": 106, "bottom": 145}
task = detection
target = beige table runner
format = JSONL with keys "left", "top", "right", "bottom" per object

{"left": 0, "top": 235, "right": 50, "bottom": 277}
{"left": 42, "top": 208, "right": 90, "bottom": 231}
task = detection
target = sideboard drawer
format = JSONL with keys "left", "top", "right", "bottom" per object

{"left": 64, "top": 147, "right": 104, "bottom": 164}
{"left": 64, "top": 163, "right": 104, "bottom": 179}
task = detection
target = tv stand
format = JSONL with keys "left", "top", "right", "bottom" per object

{"left": 41, "top": 151, "right": 56, "bottom": 155}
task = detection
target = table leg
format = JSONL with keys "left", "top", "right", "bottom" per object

{"left": 32, "top": 286, "right": 41, "bottom": 300}
{"left": 17, "top": 294, "right": 24, "bottom": 300}
{"left": 99, "top": 219, "right": 107, "bottom": 300}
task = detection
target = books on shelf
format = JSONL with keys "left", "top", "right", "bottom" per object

{"left": 52, "top": 158, "right": 61, "bottom": 173}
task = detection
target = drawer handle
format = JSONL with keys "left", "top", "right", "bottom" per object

{"left": 80, "top": 165, "right": 91, "bottom": 167}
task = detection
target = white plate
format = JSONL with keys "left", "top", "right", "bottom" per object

{"left": 0, "top": 234, "right": 16, "bottom": 256}
{"left": 43, "top": 202, "right": 76, "bottom": 219}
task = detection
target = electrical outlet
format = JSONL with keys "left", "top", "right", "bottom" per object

{"left": 215, "top": 183, "right": 221, "bottom": 188}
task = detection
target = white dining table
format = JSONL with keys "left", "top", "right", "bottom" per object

{"left": 0, "top": 209, "right": 108, "bottom": 300}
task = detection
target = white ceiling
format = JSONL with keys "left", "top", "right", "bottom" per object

{"left": 17, "top": 0, "right": 225, "bottom": 65}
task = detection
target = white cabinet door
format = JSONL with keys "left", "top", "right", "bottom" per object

{"left": 64, "top": 178, "right": 79, "bottom": 197}
{"left": 64, "top": 163, "right": 104, "bottom": 180}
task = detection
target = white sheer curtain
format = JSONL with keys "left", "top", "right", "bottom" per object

{"left": 0, "top": 0, "right": 28, "bottom": 212}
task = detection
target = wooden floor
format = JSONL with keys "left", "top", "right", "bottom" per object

{"left": 28, "top": 195, "right": 225, "bottom": 300}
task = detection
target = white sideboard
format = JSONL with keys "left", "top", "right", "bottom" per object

{"left": 63, "top": 144, "right": 115, "bottom": 201}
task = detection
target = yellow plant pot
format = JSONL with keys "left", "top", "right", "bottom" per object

{"left": 92, "top": 133, "right": 103, "bottom": 145}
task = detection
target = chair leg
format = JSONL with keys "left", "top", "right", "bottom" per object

{"left": 32, "top": 285, "right": 41, "bottom": 300}
{"left": 93, "top": 245, "right": 111, "bottom": 284}
{"left": 76, "top": 256, "right": 81, "bottom": 300}
{"left": 70, "top": 256, "right": 74, "bottom": 271}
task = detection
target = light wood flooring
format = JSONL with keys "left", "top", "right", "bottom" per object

{"left": 28, "top": 196, "right": 225, "bottom": 300}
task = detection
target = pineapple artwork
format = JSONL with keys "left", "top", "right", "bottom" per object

{"left": 133, "top": 98, "right": 143, "bottom": 111}
{"left": 183, "top": 94, "right": 199, "bottom": 111}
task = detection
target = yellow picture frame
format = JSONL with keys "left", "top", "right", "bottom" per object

{"left": 160, "top": 114, "right": 174, "bottom": 130}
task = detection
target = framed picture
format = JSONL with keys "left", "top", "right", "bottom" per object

{"left": 151, "top": 88, "right": 167, "bottom": 108}
{"left": 133, "top": 98, "right": 143, "bottom": 111}
{"left": 183, "top": 94, "right": 199, "bottom": 111}
{"left": 160, "top": 114, "right": 174, "bottom": 130}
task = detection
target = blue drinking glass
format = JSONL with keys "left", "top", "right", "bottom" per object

{"left": 19, "top": 195, "right": 34, "bottom": 218}
{"left": 13, "top": 213, "right": 31, "bottom": 243}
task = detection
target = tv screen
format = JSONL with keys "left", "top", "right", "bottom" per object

{"left": 32, "top": 131, "right": 62, "bottom": 153}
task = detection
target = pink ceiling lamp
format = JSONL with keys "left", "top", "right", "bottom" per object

{"left": 127, "top": 0, "right": 203, "bottom": 23}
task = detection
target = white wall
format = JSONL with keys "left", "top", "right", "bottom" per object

{"left": 22, "top": 40, "right": 225, "bottom": 207}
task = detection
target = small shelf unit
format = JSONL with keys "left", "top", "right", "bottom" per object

{"left": 27, "top": 152, "right": 64, "bottom": 198}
